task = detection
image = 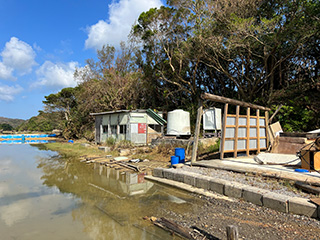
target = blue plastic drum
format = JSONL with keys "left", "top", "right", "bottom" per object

{"left": 175, "top": 148, "right": 185, "bottom": 163}
{"left": 171, "top": 156, "right": 179, "bottom": 165}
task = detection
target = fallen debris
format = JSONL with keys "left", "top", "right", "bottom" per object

{"left": 295, "top": 181, "right": 320, "bottom": 195}
{"left": 145, "top": 216, "right": 194, "bottom": 239}
{"left": 253, "top": 153, "right": 300, "bottom": 165}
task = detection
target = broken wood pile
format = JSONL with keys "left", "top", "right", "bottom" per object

{"left": 144, "top": 216, "right": 238, "bottom": 240}
{"left": 144, "top": 216, "right": 194, "bottom": 239}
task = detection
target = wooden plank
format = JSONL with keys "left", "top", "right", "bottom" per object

{"left": 280, "top": 132, "right": 318, "bottom": 139}
{"left": 234, "top": 105, "right": 240, "bottom": 158}
{"left": 150, "top": 217, "right": 194, "bottom": 240}
{"left": 246, "top": 108, "right": 250, "bottom": 156}
{"left": 225, "top": 137, "right": 267, "bottom": 140}
{"left": 256, "top": 109, "right": 260, "bottom": 154}
{"left": 201, "top": 93, "right": 271, "bottom": 111}
{"left": 265, "top": 111, "right": 269, "bottom": 149}
{"left": 220, "top": 103, "right": 228, "bottom": 159}
{"left": 191, "top": 102, "right": 203, "bottom": 164}
{"left": 224, "top": 148, "right": 267, "bottom": 153}
{"left": 310, "top": 198, "right": 320, "bottom": 206}
{"left": 295, "top": 181, "right": 320, "bottom": 195}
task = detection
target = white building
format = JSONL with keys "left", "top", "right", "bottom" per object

{"left": 90, "top": 109, "right": 166, "bottom": 145}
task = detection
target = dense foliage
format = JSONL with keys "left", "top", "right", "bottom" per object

{"left": 17, "top": 111, "right": 63, "bottom": 132}
{"left": 0, "top": 123, "right": 13, "bottom": 131}
{"left": 22, "top": 0, "right": 320, "bottom": 137}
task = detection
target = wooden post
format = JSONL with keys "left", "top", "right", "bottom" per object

{"left": 191, "top": 102, "right": 203, "bottom": 164}
{"left": 220, "top": 103, "right": 228, "bottom": 160}
{"left": 226, "top": 225, "right": 239, "bottom": 240}
{"left": 256, "top": 109, "right": 260, "bottom": 154}
{"left": 246, "top": 107, "right": 250, "bottom": 156}
{"left": 268, "top": 104, "right": 283, "bottom": 124}
{"left": 234, "top": 105, "right": 240, "bottom": 158}
{"left": 265, "top": 111, "right": 269, "bottom": 150}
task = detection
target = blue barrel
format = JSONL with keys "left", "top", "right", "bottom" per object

{"left": 175, "top": 148, "right": 185, "bottom": 163}
{"left": 171, "top": 156, "right": 179, "bottom": 165}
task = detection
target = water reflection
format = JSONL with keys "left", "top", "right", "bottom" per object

{"left": 0, "top": 144, "right": 195, "bottom": 239}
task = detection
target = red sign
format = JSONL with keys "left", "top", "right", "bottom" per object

{"left": 138, "top": 123, "right": 146, "bottom": 134}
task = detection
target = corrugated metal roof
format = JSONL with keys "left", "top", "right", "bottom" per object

{"left": 147, "top": 109, "right": 166, "bottom": 126}
{"left": 90, "top": 109, "right": 166, "bottom": 126}
{"left": 90, "top": 109, "right": 147, "bottom": 116}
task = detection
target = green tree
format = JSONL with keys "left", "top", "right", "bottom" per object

{"left": 133, "top": 0, "right": 320, "bottom": 129}
{"left": 0, "top": 123, "right": 13, "bottom": 131}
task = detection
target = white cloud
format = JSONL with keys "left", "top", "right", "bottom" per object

{"left": 85, "top": 0, "right": 163, "bottom": 49}
{"left": 34, "top": 61, "right": 79, "bottom": 89}
{"left": 0, "top": 62, "right": 16, "bottom": 81}
{"left": 1, "top": 37, "right": 37, "bottom": 75}
{"left": 0, "top": 83, "right": 23, "bottom": 101}
{"left": 0, "top": 199, "right": 32, "bottom": 226}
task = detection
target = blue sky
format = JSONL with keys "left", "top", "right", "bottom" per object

{"left": 0, "top": 0, "right": 163, "bottom": 120}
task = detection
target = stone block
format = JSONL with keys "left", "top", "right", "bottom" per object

{"left": 288, "top": 197, "right": 318, "bottom": 218}
{"left": 98, "top": 146, "right": 111, "bottom": 152}
{"left": 153, "top": 168, "right": 164, "bottom": 178}
{"left": 224, "top": 182, "right": 245, "bottom": 198}
{"left": 195, "top": 176, "right": 210, "bottom": 190}
{"left": 263, "top": 192, "right": 289, "bottom": 213}
{"left": 173, "top": 172, "right": 185, "bottom": 182}
{"left": 208, "top": 178, "right": 227, "bottom": 195}
{"left": 242, "top": 186, "right": 269, "bottom": 206}
{"left": 163, "top": 169, "right": 174, "bottom": 180}
{"left": 184, "top": 174, "right": 196, "bottom": 186}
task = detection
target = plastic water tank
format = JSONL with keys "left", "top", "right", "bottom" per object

{"left": 167, "top": 109, "right": 191, "bottom": 135}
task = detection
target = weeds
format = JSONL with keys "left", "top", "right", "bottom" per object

{"left": 116, "top": 140, "right": 133, "bottom": 149}
{"left": 105, "top": 137, "right": 116, "bottom": 147}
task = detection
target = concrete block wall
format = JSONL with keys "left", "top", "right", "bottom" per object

{"left": 153, "top": 168, "right": 319, "bottom": 219}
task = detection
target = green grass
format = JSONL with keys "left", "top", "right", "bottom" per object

{"left": 45, "top": 142, "right": 105, "bottom": 158}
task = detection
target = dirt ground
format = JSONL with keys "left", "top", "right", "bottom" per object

{"left": 153, "top": 191, "right": 320, "bottom": 240}
{"left": 46, "top": 142, "right": 320, "bottom": 239}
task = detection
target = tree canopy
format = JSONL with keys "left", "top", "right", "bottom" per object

{"left": 22, "top": 0, "right": 320, "bottom": 136}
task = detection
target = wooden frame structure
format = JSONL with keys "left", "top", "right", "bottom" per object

{"left": 191, "top": 93, "right": 271, "bottom": 163}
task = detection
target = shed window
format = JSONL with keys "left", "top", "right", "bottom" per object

{"left": 102, "top": 125, "right": 108, "bottom": 133}
{"left": 119, "top": 125, "right": 127, "bottom": 134}
{"left": 111, "top": 125, "right": 117, "bottom": 135}
{"left": 149, "top": 124, "right": 162, "bottom": 133}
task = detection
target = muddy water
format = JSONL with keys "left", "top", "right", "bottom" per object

{"left": 0, "top": 144, "right": 199, "bottom": 240}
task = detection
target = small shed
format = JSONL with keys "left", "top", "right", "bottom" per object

{"left": 90, "top": 109, "right": 166, "bottom": 145}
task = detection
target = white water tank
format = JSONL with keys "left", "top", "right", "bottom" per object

{"left": 167, "top": 109, "right": 191, "bottom": 135}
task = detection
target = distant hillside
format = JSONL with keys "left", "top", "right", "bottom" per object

{"left": 0, "top": 117, "right": 26, "bottom": 129}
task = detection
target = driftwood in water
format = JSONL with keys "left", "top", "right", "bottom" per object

{"left": 148, "top": 217, "right": 194, "bottom": 239}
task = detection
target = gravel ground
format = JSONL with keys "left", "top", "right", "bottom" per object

{"left": 155, "top": 194, "right": 320, "bottom": 240}
{"left": 175, "top": 165, "right": 318, "bottom": 198}
{"left": 148, "top": 165, "right": 320, "bottom": 240}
